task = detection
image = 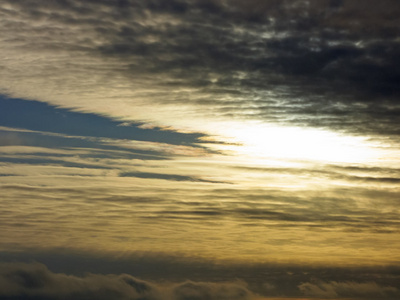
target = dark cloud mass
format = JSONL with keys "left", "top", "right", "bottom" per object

{"left": 299, "top": 280, "right": 399, "bottom": 299}
{"left": 0, "top": 260, "right": 399, "bottom": 300}
{"left": 0, "top": 263, "right": 254, "bottom": 300}
{"left": 0, "top": 0, "right": 399, "bottom": 136}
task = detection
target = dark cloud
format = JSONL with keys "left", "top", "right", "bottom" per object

{"left": 1, "top": 256, "right": 400, "bottom": 299}
{"left": 0, "top": 0, "right": 399, "bottom": 136}
{"left": 0, "top": 262, "right": 255, "bottom": 300}
{"left": 299, "top": 280, "right": 400, "bottom": 299}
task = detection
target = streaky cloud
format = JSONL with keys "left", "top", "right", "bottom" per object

{"left": 119, "top": 171, "right": 230, "bottom": 184}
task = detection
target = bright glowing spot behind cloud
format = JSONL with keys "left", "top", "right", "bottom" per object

{"left": 216, "top": 123, "right": 380, "bottom": 164}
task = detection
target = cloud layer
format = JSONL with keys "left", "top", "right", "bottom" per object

{"left": 0, "top": 2, "right": 399, "bottom": 298}
{"left": 1, "top": 261, "right": 399, "bottom": 300}
{"left": 299, "top": 280, "right": 399, "bottom": 299}
{"left": 0, "top": 0, "right": 399, "bottom": 137}
{"left": 0, "top": 263, "right": 254, "bottom": 300}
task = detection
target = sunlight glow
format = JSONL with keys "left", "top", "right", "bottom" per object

{"left": 219, "top": 123, "right": 379, "bottom": 164}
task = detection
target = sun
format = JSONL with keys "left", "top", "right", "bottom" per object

{"left": 215, "top": 122, "right": 380, "bottom": 164}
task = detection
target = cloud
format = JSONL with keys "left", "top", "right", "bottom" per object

{"left": 0, "top": 0, "right": 399, "bottom": 137}
{"left": 299, "top": 280, "right": 399, "bottom": 299}
{"left": 119, "top": 171, "right": 229, "bottom": 184}
{"left": 0, "top": 262, "right": 255, "bottom": 300}
{"left": 232, "top": 164, "right": 400, "bottom": 186}
{"left": 1, "top": 175, "right": 399, "bottom": 266}
{"left": 1, "top": 257, "right": 400, "bottom": 300}
{"left": 0, "top": 2, "right": 399, "bottom": 292}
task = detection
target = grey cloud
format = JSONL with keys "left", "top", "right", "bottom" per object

{"left": 98, "top": 0, "right": 400, "bottom": 135}
{"left": 299, "top": 280, "right": 400, "bottom": 299}
{"left": 173, "top": 281, "right": 251, "bottom": 300}
{"left": 119, "top": 171, "right": 229, "bottom": 184}
{"left": 0, "top": 262, "right": 255, "bottom": 300}
{"left": 1, "top": 0, "right": 399, "bottom": 137}
{"left": 0, "top": 262, "right": 158, "bottom": 300}
{"left": 1, "top": 255, "right": 400, "bottom": 299}
{"left": 233, "top": 164, "right": 400, "bottom": 185}
{"left": 0, "top": 156, "right": 113, "bottom": 171}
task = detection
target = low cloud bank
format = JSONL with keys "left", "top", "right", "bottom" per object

{"left": 1, "top": 262, "right": 400, "bottom": 300}
{"left": 299, "top": 280, "right": 400, "bottom": 299}
{"left": 0, "top": 262, "right": 255, "bottom": 300}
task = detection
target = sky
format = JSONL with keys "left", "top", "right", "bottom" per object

{"left": 0, "top": 0, "right": 399, "bottom": 299}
